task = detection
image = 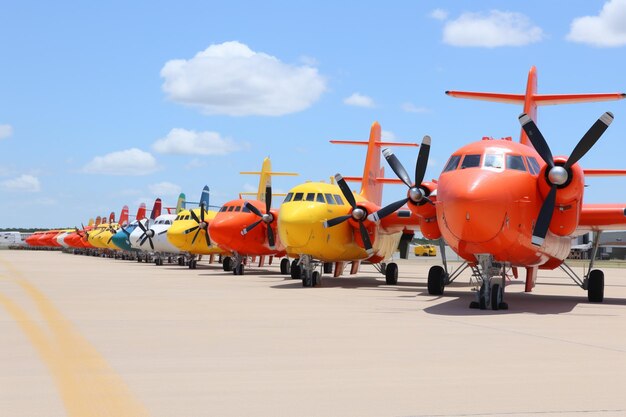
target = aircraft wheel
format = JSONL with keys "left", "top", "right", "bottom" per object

{"left": 588, "top": 269, "right": 604, "bottom": 302}
{"left": 237, "top": 264, "right": 244, "bottom": 275}
{"left": 312, "top": 271, "right": 320, "bottom": 287}
{"left": 280, "top": 258, "right": 290, "bottom": 275}
{"left": 290, "top": 260, "right": 300, "bottom": 279}
{"left": 189, "top": 260, "right": 197, "bottom": 269}
{"left": 223, "top": 257, "right": 232, "bottom": 272}
{"left": 427, "top": 265, "right": 445, "bottom": 295}
{"left": 491, "top": 284, "right": 503, "bottom": 311}
{"left": 323, "top": 262, "right": 333, "bottom": 274}
{"left": 302, "top": 269, "right": 312, "bottom": 287}
{"left": 469, "top": 301, "right": 480, "bottom": 309}
{"left": 385, "top": 262, "right": 398, "bottom": 285}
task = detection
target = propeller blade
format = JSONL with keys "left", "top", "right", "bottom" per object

{"left": 190, "top": 210, "right": 200, "bottom": 224}
{"left": 565, "top": 112, "right": 614, "bottom": 170}
{"left": 358, "top": 222, "right": 374, "bottom": 255}
{"left": 323, "top": 215, "right": 351, "bottom": 228}
{"left": 519, "top": 113, "right": 554, "bottom": 168}
{"left": 140, "top": 235, "right": 148, "bottom": 246}
{"left": 245, "top": 202, "right": 263, "bottom": 217}
{"left": 107, "top": 236, "right": 113, "bottom": 244}
{"left": 120, "top": 226, "right": 131, "bottom": 237}
{"left": 532, "top": 185, "right": 557, "bottom": 246}
{"left": 137, "top": 221, "right": 147, "bottom": 233}
{"left": 200, "top": 204, "right": 205, "bottom": 223}
{"left": 367, "top": 198, "right": 409, "bottom": 222}
{"left": 267, "top": 225, "right": 275, "bottom": 249}
{"left": 415, "top": 135, "right": 431, "bottom": 185}
{"left": 183, "top": 225, "right": 199, "bottom": 235}
{"left": 382, "top": 148, "right": 412, "bottom": 187}
{"left": 148, "top": 237, "right": 154, "bottom": 250}
{"left": 204, "top": 229, "right": 211, "bottom": 247}
{"left": 158, "top": 230, "right": 168, "bottom": 235}
{"left": 241, "top": 219, "right": 263, "bottom": 235}
{"left": 265, "top": 184, "right": 272, "bottom": 214}
{"left": 191, "top": 229, "right": 200, "bottom": 245}
{"left": 335, "top": 174, "right": 356, "bottom": 209}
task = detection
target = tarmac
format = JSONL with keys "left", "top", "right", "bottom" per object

{"left": 1, "top": 249, "right": 626, "bottom": 417}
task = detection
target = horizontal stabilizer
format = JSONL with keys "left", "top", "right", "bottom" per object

{"left": 446, "top": 91, "right": 625, "bottom": 106}
{"left": 445, "top": 91, "right": 525, "bottom": 104}
{"left": 584, "top": 169, "right": 626, "bottom": 176}
{"left": 342, "top": 176, "right": 405, "bottom": 184}
{"left": 240, "top": 171, "right": 298, "bottom": 176}
{"left": 330, "top": 140, "right": 418, "bottom": 147}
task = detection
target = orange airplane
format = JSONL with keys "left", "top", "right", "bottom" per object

{"left": 208, "top": 157, "right": 297, "bottom": 275}
{"left": 370, "top": 66, "right": 626, "bottom": 310}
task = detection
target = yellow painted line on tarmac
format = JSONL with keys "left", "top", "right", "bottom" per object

{"left": 0, "top": 257, "right": 149, "bottom": 417}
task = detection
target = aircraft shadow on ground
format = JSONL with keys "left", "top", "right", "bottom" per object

{"left": 271, "top": 275, "right": 424, "bottom": 291}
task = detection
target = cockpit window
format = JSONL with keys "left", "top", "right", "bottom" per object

{"left": 306, "top": 193, "right": 315, "bottom": 201}
{"left": 506, "top": 155, "right": 527, "bottom": 172}
{"left": 334, "top": 194, "right": 345, "bottom": 205}
{"left": 283, "top": 192, "right": 293, "bottom": 203}
{"left": 293, "top": 192, "right": 304, "bottom": 202}
{"left": 219, "top": 207, "right": 226, "bottom": 212}
{"left": 461, "top": 154, "right": 481, "bottom": 169}
{"left": 184, "top": 215, "right": 190, "bottom": 220}
{"left": 526, "top": 156, "right": 541, "bottom": 175}
{"left": 324, "top": 193, "right": 336, "bottom": 205}
{"left": 484, "top": 154, "right": 504, "bottom": 169}
{"left": 227, "top": 206, "right": 235, "bottom": 212}
{"left": 316, "top": 193, "right": 325, "bottom": 203}
{"left": 234, "top": 206, "right": 241, "bottom": 212}
{"left": 443, "top": 155, "right": 461, "bottom": 172}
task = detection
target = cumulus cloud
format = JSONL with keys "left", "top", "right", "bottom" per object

{"left": 443, "top": 10, "right": 544, "bottom": 47}
{"left": 567, "top": 0, "right": 626, "bottom": 47}
{"left": 1, "top": 174, "right": 40, "bottom": 192}
{"left": 0, "top": 124, "right": 13, "bottom": 140}
{"left": 160, "top": 41, "right": 327, "bottom": 116}
{"left": 430, "top": 9, "right": 448, "bottom": 21}
{"left": 153, "top": 128, "right": 244, "bottom": 155}
{"left": 402, "top": 102, "right": 429, "bottom": 114}
{"left": 149, "top": 181, "right": 181, "bottom": 197}
{"left": 343, "top": 93, "right": 375, "bottom": 108}
{"left": 83, "top": 148, "right": 158, "bottom": 176}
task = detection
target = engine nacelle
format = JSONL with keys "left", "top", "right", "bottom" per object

{"left": 537, "top": 157, "right": 584, "bottom": 237}
{"left": 405, "top": 181, "right": 441, "bottom": 239}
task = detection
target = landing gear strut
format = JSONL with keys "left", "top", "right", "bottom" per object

{"left": 468, "top": 255, "right": 508, "bottom": 311}
{"left": 299, "top": 255, "right": 321, "bottom": 287}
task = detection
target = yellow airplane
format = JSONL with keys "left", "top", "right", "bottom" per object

{"left": 87, "top": 207, "right": 129, "bottom": 251}
{"left": 166, "top": 186, "right": 227, "bottom": 269}
{"left": 278, "top": 122, "right": 426, "bottom": 287}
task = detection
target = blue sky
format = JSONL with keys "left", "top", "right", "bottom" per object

{"left": 2, "top": 0, "right": 626, "bottom": 228}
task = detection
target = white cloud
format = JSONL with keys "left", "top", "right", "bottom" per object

{"left": 0, "top": 124, "right": 13, "bottom": 140}
{"left": 153, "top": 128, "right": 244, "bottom": 155}
{"left": 402, "top": 102, "right": 429, "bottom": 114}
{"left": 343, "top": 93, "right": 375, "bottom": 108}
{"left": 149, "top": 182, "right": 182, "bottom": 197}
{"left": 1, "top": 174, "right": 40, "bottom": 192}
{"left": 567, "top": 0, "right": 626, "bottom": 47}
{"left": 381, "top": 130, "right": 396, "bottom": 140}
{"left": 160, "top": 41, "right": 327, "bottom": 116}
{"left": 185, "top": 158, "right": 207, "bottom": 170}
{"left": 430, "top": 9, "right": 448, "bottom": 21}
{"left": 83, "top": 148, "right": 158, "bottom": 176}
{"left": 443, "top": 10, "right": 544, "bottom": 47}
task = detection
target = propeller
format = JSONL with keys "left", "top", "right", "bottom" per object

{"left": 136, "top": 220, "right": 155, "bottom": 250}
{"left": 368, "top": 135, "right": 433, "bottom": 223}
{"left": 518, "top": 111, "right": 613, "bottom": 245}
{"left": 323, "top": 173, "right": 373, "bottom": 255}
{"left": 241, "top": 182, "right": 276, "bottom": 249}
{"left": 182, "top": 203, "right": 211, "bottom": 247}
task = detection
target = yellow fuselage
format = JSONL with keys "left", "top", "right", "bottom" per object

{"left": 87, "top": 223, "right": 120, "bottom": 249}
{"left": 167, "top": 208, "right": 226, "bottom": 255}
{"left": 278, "top": 182, "right": 401, "bottom": 262}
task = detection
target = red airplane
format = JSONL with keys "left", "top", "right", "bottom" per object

{"left": 370, "top": 66, "right": 626, "bottom": 310}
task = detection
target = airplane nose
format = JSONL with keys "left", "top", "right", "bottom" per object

{"left": 440, "top": 171, "right": 507, "bottom": 243}
{"left": 277, "top": 205, "right": 317, "bottom": 248}
{"left": 208, "top": 217, "right": 235, "bottom": 247}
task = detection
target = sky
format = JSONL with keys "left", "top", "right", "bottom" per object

{"left": 2, "top": 0, "right": 626, "bottom": 228}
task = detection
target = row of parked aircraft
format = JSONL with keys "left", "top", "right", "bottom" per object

{"left": 22, "top": 67, "right": 626, "bottom": 311}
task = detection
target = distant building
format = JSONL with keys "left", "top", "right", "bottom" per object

{"left": 570, "top": 231, "right": 626, "bottom": 260}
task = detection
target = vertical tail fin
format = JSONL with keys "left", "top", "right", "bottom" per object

{"left": 240, "top": 158, "right": 298, "bottom": 203}
{"left": 176, "top": 193, "right": 187, "bottom": 213}
{"left": 88, "top": 218, "right": 95, "bottom": 226}
{"left": 199, "top": 185, "right": 210, "bottom": 208}
{"left": 150, "top": 198, "right": 162, "bottom": 220}
{"left": 95, "top": 216, "right": 102, "bottom": 225}
{"left": 136, "top": 203, "right": 147, "bottom": 220}
{"left": 108, "top": 212, "right": 115, "bottom": 223}
{"left": 118, "top": 205, "right": 129, "bottom": 226}
{"left": 446, "top": 66, "right": 625, "bottom": 146}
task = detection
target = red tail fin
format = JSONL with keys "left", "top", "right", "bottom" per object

{"left": 331, "top": 122, "right": 418, "bottom": 206}
{"left": 150, "top": 198, "right": 162, "bottom": 220}
{"left": 446, "top": 66, "right": 625, "bottom": 146}
{"left": 118, "top": 205, "right": 129, "bottom": 226}
{"left": 136, "top": 203, "right": 147, "bottom": 220}
{"left": 95, "top": 216, "right": 102, "bottom": 225}
{"left": 108, "top": 212, "right": 115, "bottom": 223}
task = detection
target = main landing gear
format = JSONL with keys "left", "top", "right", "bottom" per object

{"left": 467, "top": 256, "right": 509, "bottom": 311}
{"left": 561, "top": 231, "right": 605, "bottom": 303}
{"left": 372, "top": 262, "right": 399, "bottom": 285}
{"left": 229, "top": 253, "right": 245, "bottom": 275}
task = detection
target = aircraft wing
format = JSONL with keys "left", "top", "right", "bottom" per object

{"left": 576, "top": 204, "right": 626, "bottom": 233}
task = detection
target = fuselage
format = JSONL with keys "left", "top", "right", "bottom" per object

{"left": 278, "top": 182, "right": 402, "bottom": 262}
{"left": 436, "top": 138, "right": 571, "bottom": 267}
{"left": 167, "top": 208, "right": 225, "bottom": 255}
{"left": 111, "top": 221, "right": 139, "bottom": 251}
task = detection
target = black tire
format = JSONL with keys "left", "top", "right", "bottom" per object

{"left": 385, "top": 262, "right": 398, "bottom": 285}
{"left": 223, "top": 256, "right": 232, "bottom": 272}
{"left": 312, "top": 271, "right": 320, "bottom": 287}
{"left": 323, "top": 262, "right": 333, "bottom": 274}
{"left": 491, "top": 284, "right": 502, "bottom": 311}
{"left": 189, "top": 260, "right": 197, "bottom": 269}
{"left": 427, "top": 265, "right": 445, "bottom": 295}
{"left": 302, "top": 270, "right": 312, "bottom": 287}
{"left": 291, "top": 260, "right": 301, "bottom": 279}
{"left": 238, "top": 264, "right": 244, "bottom": 275}
{"left": 469, "top": 301, "right": 480, "bottom": 309}
{"left": 588, "top": 269, "right": 604, "bottom": 302}
{"left": 280, "top": 258, "right": 290, "bottom": 275}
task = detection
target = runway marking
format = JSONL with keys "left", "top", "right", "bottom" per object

{"left": 0, "top": 256, "right": 149, "bottom": 417}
